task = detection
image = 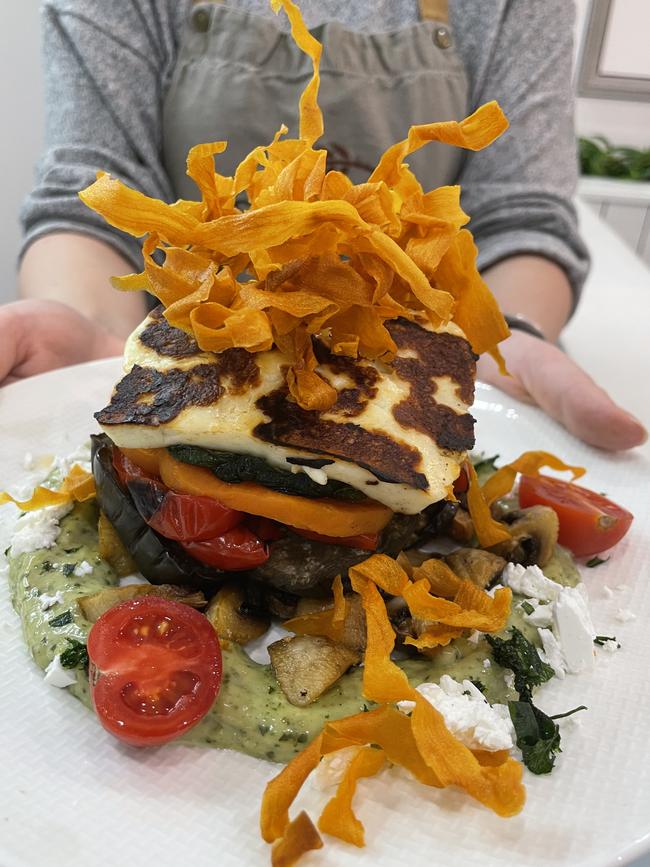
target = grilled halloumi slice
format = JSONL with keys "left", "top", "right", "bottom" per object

{"left": 95, "top": 308, "right": 476, "bottom": 514}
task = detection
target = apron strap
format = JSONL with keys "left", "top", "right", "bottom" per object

{"left": 417, "top": 0, "right": 449, "bottom": 23}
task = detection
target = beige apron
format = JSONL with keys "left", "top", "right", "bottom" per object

{"left": 162, "top": 0, "right": 469, "bottom": 198}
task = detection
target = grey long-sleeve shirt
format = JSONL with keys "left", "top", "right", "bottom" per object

{"left": 23, "top": 0, "right": 589, "bottom": 305}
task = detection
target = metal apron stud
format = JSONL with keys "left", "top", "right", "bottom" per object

{"left": 191, "top": 6, "right": 212, "bottom": 33}
{"left": 434, "top": 26, "right": 452, "bottom": 49}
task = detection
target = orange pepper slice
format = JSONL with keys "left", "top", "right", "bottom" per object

{"left": 156, "top": 449, "right": 392, "bottom": 537}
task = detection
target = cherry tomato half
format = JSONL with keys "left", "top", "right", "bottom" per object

{"left": 245, "top": 515, "right": 286, "bottom": 542}
{"left": 518, "top": 474, "right": 634, "bottom": 557}
{"left": 294, "top": 528, "right": 380, "bottom": 551}
{"left": 113, "top": 448, "right": 156, "bottom": 488}
{"left": 181, "top": 525, "right": 269, "bottom": 570}
{"left": 148, "top": 490, "right": 243, "bottom": 542}
{"left": 87, "top": 596, "right": 222, "bottom": 747}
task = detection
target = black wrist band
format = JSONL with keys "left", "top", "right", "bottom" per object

{"left": 504, "top": 314, "right": 547, "bottom": 342}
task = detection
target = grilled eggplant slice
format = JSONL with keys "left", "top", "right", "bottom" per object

{"left": 268, "top": 635, "right": 360, "bottom": 707}
{"left": 91, "top": 434, "right": 231, "bottom": 590}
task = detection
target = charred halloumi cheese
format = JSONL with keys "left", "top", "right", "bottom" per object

{"left": 95, "top": 308, "right": 477, "bottom": 513}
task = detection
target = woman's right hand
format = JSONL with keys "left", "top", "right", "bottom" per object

{"left": 0, "top": 299, "right": 124, "bottom": 387}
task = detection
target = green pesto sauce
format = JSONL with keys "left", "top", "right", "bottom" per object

{"left": 7, "top": 504, "right": 581, "bottom": 765}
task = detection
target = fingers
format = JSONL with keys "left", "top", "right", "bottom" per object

{"left": 0, "top": 299, "right": 123, "bottom": 388}
{"left": 0, "top": 304, "right": 26, "bottom": 387}
{"left": 478, "top": 333, "right": 647, "bottom": 452}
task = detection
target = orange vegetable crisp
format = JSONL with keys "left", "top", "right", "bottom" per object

{"left": 78, "top": 0, "right": 510, "bottom": 411}
{"left": 0, "top": 464, "right": 96, "bottom": 511}
{"left": 261, "top": 552, "right": 525, "bottom": 861}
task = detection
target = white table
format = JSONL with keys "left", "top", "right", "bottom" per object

{"left": 564, "top": 202, "right": 650, "bottom": 459}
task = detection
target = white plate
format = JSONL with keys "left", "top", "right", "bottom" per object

{"left": 1, "top": 360, "right": 649, "bottom": 867}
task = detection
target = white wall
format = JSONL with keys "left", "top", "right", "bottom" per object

{"left": 0, "top": 1, "right": 43, "bottom": 305}
{"left": 574, "top": 0, "right": 650, "bottom": 148}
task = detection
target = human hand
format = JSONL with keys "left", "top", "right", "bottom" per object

{"left": 0, "top": 299, "right": 124, "bottom": 387}
{"left": 477, "top": 330, "right": 647, "bottom": 451}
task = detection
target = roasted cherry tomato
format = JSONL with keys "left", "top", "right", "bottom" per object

{"left": 245, "top": 515, "right": 285, "bottom": 542}
{"left": 87, "top": 596, "right": 222, "bottom": 747}
{"left": 113, "top": 447, "right": 156, "bottom": 487}
{"left": 181, "top": 525, "right": 269, "bottom": 570}
{"left": 294, "top": 528, "right": 380, "bottom": 551}
{"left": 148, "top": 490, "right": 243, "bottom": 542}
{"left": 518, "top": 474, "right": 634, "bottom": 557}
{"left": 452, "top": 467, "right": 469, "bottom": 495}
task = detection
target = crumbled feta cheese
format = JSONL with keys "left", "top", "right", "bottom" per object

{"left": 482, "top": 658, "right": 491, "bottom": 669}
{"left": 616, "top": 608, "right": 636, "bottom": 623}
{"left": 521, "top": 598, "right": 554, "bottom": 628}
{"left": 538, "top": 628, "right": 567, "bottom": 679}
{"left": 119, "top": 573, "right": 149, "bottom": 587}
{"left": 44, "top": 655, "right": 77, "bottom": 688}
{"left": 552, "top": 586, "right": 596, "bottom": 674}
{"left": 10, "top": 504, "right": 72, "bottom": 556}
{"left": 51, "top": 444, "right": 92, "bottom": 479}
{"left": 73, "top": 560, "right": 93, "bottom": 577}
{"left": 602, "top": 585, "right": 614, "bottom": 599}
{"left": 398, "top": 676, "right": 515, "bottom": 751}
{"left": 467, "top": 630, "right": 481, "bottom": 645}
{"left": 503, "top": 671, "right": 516, "bottom": 691}
{"left": 312, "top": 745, "right": 363, "bottom": 790}
{"left": 39, "top": 591, "right": 65, "bottom": 611}
{"left": 501, "top": 563, "right": 561, "bottom": 602}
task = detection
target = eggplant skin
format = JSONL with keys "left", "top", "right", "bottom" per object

{"left": 91, "top": 434, "right": 232, "bottom": 591}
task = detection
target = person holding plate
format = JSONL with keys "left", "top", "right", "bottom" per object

{"left": 0, "top": 0, "right": 646, "bottom": 450}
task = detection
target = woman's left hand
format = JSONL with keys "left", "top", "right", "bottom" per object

{"left": 477, "top": 330, "right": 647, "bottom": 451}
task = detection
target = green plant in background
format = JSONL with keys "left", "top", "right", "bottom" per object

{"left": 579, "top": 137, "right": 650, "bottom": 181}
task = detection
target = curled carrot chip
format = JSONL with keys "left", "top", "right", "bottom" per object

{"left": 283, "top": 575, "right": 347, "bottom": 643}
{"left": 318, "top": 746, "right": 385, "bottom": 847}
{"left": 348, "top": 560, "right": 524, "bottom": 815}
{"left": 79, "top": 0, "right": 511, "bottom": 410}
{"left": 271, "top": 811, "right": 323, "bottom": 867}
{"left": 465, "top": 461, "right": 511, "bottom": 547}
{"left": 349, "top": 553, "right": 410, "bottom": 597}
{"left": 412, "top": 558, "right": 462, "bottom": 599}
{"left": 403, "top": 624, "right": 465, "bottom": 650}
{"left": 480, "top": 450, "right": 586, "bottom": 507}
{"left": 434, "top": 229, "right": 511, "bottom": 365}
{"left": 403, "top": 578, "right": 511, "bottom": 633}
{"left": 409, "top": 697, "right": 525, "bottom": 818}
{"left": 261, "top": 734, "right": 324, "bottom": 843}
{"left": 466, "top": 451, "right": 586, "bottom": 548}
{"left": 261, "top": 550, "right": 524, "bottom": 865}
{"left": 0, "top": 464, "right": 96, "bottom": 511}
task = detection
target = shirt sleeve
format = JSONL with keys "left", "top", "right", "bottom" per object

{"left": 452, "top": 0, "right": 590, "bottom": 313}
{"left": 21, "top": 0, "right": 181, "bottom": 268}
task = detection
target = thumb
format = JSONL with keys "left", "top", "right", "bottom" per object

{"left": 478, "top": 332, "right": 647, "bottom": 452}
